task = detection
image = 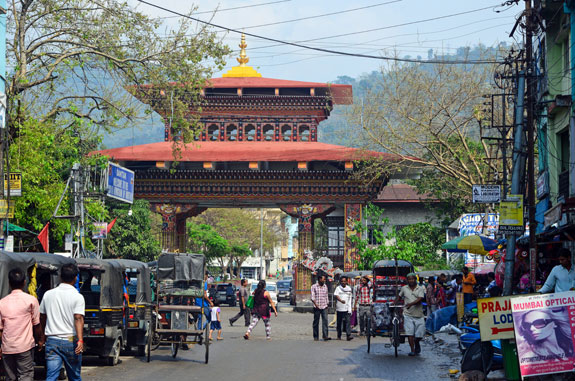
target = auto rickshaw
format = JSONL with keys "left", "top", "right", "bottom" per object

{"left": 367, "top": 259, "right": 414, "bottom": 357}
{"left": 152, "top": 252, "right": 209, "bottom": 363}
{"left": 76, "top": 258, "right": 127, "bottom": 366}
{"left": 0, "top": 251, "right": 36, "bottom": 299}
{"left": 106, "top": 259, "right": 153, "bottom": 356}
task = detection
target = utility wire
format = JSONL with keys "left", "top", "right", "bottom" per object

{"left": 156, "top": 0, "right": 292, "bottom": 19}
{"left": 135, "top": 0, "right": 505, "bottom": 64}
{"left": 239, "top": 0, "right": 402, "bottom": 30}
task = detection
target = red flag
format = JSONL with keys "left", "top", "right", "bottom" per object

{"left": 106, "top": 218, "right": 117, "bottom": 234}
{"left": 38, "top": 223, "right": 49, "bottom": 253}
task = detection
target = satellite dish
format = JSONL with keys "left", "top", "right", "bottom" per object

{"left": 461, "top": 339, "right": 494, "bottom": 374}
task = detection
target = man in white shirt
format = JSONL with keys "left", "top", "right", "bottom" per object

{"left": 334, "top": 276, "right": 353, "bottom": 341}
{"left": 40, "top": 264, "right": 85, "bottom": 381}
{"left": 539, "top": 248, "right": 575, "bottom": 294}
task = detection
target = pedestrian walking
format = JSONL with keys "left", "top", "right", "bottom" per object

{"left": 0, "top": 268, "right": 44, "bottom": 381}
{"left": 40, "top": 263, "right": 85, "bottom": 381}
{"left": 334, "top": 276, "right": 353, "bottom": 341}
{"left": 539, "top": 248, "right": 575, "bottom": 293}
{"left": 311, "top": 274, "right": 330, "bottom": 341}
{"left": 244, "top": 280, "right": 277, "bottom": 341}
{"left": 397, "top": 273, "right": 425, "bottom": 356}
{"left": 209, "top": 299, "right": 223, "bottom": 341}
{"left": 446, "top": 275, "right": 462, "bottom": 305}
{"left": 462, "top": 266, "right": 476, "bottom": 304}
{"left": 229, "top": 279, "right": 250, "bottom": 327}
{"left": 425, "top": 276, "right": 438, "bottom": 317}
{"left": 353, "top": 276, "right": 371, "bottom": 336}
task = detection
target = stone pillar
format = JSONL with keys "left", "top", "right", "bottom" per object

{"left": 344, "top": 203, "right": 362, "bottom": 272}
{"left": 154, "top": 203, "right": 206, "bottom": 252}
{"left": 279, "top": 204, "right": 334, "bottom": 307}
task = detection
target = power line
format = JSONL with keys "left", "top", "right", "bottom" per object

{"left": 155, "top": 0, "right": 292, "bottom": 19}
{"left": 238, "top": 1, "right": 402, "bottom": 30}
{"left": 135, "top": 0, "right": 505, "bottom": 65}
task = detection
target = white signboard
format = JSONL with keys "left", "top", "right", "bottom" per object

{"left": 472, "top": 184, "right": 501, "bottom": 203}
{"left": 477, "top": 296, "right": 514, "bottom": 341}
{"left": 4, "top": 235, "right": 14, "bottom": 252}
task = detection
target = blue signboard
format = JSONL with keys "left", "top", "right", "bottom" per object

{"left": 106, "top": 162, "right": 134, "bottom": 204}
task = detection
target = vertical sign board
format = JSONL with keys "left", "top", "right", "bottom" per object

{"left": 477, "top": 296, "right": 515, "bottom": 342}
{"left": 0, "top": 200, "right": 14, "bottom": 218}
{"left": 3, "top": 173, "right": 21, "bottom": 197}
{"left": 456, "top": 292, "right": 465, "bottom": 323}
{"left": 106, "top": 162, "right": 134, "bottom": 204}
{"left": 511, "top": 292, "right": 575, "bottom": 378}
{"left": 499, "top": 195, "right": 524, "bottom": 234}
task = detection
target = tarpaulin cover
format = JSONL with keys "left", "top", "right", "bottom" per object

{"left": 0, "top": 251, "right": 36, "bottom": 298}
{"left": 106, "top": 259, "right": 152, "bottom": 305}
{"left": 157, "top": 253, "right": 205, "bottom": 282}
{"left": 27, "top": 252, "right": 76, "bottom": 288}
{"left": 425, "top": 302, "right": 478, "bottom": 333}
{"left": 76, "top": 258, "right": 125, "bottom": 308}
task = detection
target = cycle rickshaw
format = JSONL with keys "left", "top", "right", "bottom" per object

{"left": 366, "top": 259, "right": 414, "bottom": 357}
{"left": 151, "top": 253, "right": 209, "bottom": 363}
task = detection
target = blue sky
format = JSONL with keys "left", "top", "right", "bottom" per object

{"left": 132, "top": 0, "right": 521, "bottom": 82}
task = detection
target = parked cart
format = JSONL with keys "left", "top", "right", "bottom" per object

{"left": 151, "top": 253, "right": 209, "bottom": 363}
{"left": 366, "top": 259, "right": 414, "bottom": 357}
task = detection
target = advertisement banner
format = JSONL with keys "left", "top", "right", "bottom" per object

{"left": 499, "top": 195, "right": 524, "bottom": 234}
{"left": 472, "top": 184, "right": 501, "bottom": 203}
{"left": 477, "top": 296, "right": 515, "bottom": 341}
{"left": 92, "top": 222, "right": 108, "bottom": 239}
{"left": 0, "top": 200, "right": 15, "bottom": 218}
{"left": 458, "top": 213, "right": 499, "bottom": 238}
{"left": 511, "top": 292, "right": 575, "bottom": 378}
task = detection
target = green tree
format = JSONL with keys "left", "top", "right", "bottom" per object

{"left": 7, "top": 0, "right": 230, "bottom": 147}
{"left": 187, "top": 223, "right": 230, "bottom": 274}
{"left": 104, "top": 199, "right": 160, "bottom": 262}
{"left": 351, "top": 204, "right": 447, "bottom": 270}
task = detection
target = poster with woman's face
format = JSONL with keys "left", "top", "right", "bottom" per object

{"left": 512, "top": 292, "right": 575, "bottom": 378}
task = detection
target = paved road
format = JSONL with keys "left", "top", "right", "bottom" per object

{"left": 82, "top": 305, "right": 461, "bottom": 381}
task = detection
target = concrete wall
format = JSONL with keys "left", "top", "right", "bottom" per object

{"left": 378, "top": 204, "right": 441, "bottom": 234}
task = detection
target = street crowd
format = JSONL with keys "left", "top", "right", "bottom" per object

{"left": 0, "top": 264, "right": 85, "bottom": 381}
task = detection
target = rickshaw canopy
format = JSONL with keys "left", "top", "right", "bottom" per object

{"left": 0, "top": 251, "right": 36, "bottom": 298}
{"left": 76, "top": 258, "right": 125, "bottom": 308}
{"left": 106, "top": 259, "right": 152, "bottom": 305}
{"left": 373, "top": 259, "right": 414, "bottom": 277}
{"left": 157, "top": 253, "right": 205, "bottom": 282}
{"left": 27, "top": 252, "right": 76, "bottom": 288}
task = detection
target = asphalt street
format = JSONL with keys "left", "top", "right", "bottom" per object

{"left": 81, "top": 305, "right": 462, "bottom": 381}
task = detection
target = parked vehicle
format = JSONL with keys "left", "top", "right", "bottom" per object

{"left": 152, "top": 253, "right": 209, "bottom": 363}
{"left": 106, "top": 259, "right": 153, "bottom": 356}
{"left": 277, "top": 280, "right": 291, "bottom": 303}
{"left": 77, "top": 258, "right": 127, "bottom": 366}
{"left": 367, "top": 259, "right": 414, "bottom": 357}
{"left": 250, "top": 281, "right": 278, "bottom": 305}
{"left": 215, "top": 283, "right": 236, "bottom": 306}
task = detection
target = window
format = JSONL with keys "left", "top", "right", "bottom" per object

{"left": 242, "top": 268, "right": 255, "bottom": 279}
{"left": 281, "top": 125, "right": 292, "bottom": 141}
{"left": 226, "top": 124, "right": 238, "bottom": 141}
{"left": 207, "top": 124, "right": 219, "bottom": 141}
{"left": 299, "top": 125, "right": 310, "bottom": 141}
{"left": 327, "top": 225, "right": 344, "bottom": 258}
{"left": 560, "top": 130, "right": 570, "bottom": 172}
{"left": 367, "top": 225, "right": 384, "bottom": 245}
{"left": 263, "top": 124, "right": 274, "bottom": 141}
{"left": 244, "top": 124, "right": 256, "bottom": 141}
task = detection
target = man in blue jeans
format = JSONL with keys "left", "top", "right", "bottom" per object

{"left": 40, "top": 264, "right": 85, "bottom": 381}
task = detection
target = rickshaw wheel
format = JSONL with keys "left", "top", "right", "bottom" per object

{"left": 392, "top": 321, "right": 400, "bottom": 358}
{"left": 366, "top": 319, "right": 371, "bottom": 354}
{"left": 151, "top": 331, "right": 161, "bottom": 351}
{"left": 107, "top": 338, "right": 121, "bottom": 366}
{"left": 146, "top": 324, "right": 152, "bottom": 363}
{"left": 171, "top": 336, "right": 180, "bottom": 359}
{"left": 204, "top": 322, "right": 210, "bottom": 364}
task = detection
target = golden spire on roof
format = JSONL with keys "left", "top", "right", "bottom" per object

{"left": 222, "top": 33, "right": 262, "bottom": 78}
{"left": 237, "top": 34, "right": 249, "bottom": 66}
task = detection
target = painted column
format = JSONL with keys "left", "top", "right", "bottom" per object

{"left": 279, "top": 204, "right": 334, "bottom": 307}
{"left": 344, "top": 203, "right": 362, "bottom": 272}
{"left": 154, "top": 204, "right": 205, "bottom": 252}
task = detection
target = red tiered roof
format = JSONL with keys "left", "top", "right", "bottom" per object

{"left": 96, "top": 141, "right": 393, "bottom": 162}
